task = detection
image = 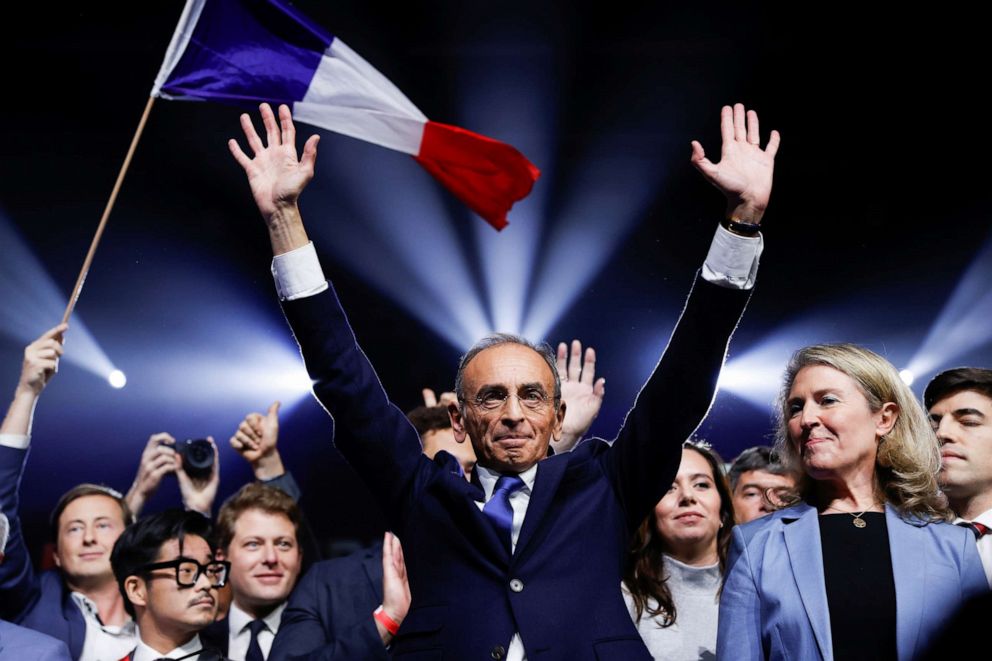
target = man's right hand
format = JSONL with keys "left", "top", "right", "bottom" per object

{"left": 228, "top": 103, "right": 320, "bottom": 254}
{"left": 17, "top": 324, "right": 67, "bottom": 397}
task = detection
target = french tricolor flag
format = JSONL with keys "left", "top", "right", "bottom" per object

{"left": 152, "top": 0, "right": 539, "bottom": 230}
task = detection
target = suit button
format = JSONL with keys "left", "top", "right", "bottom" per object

{"left": 491, "top": 644, "right": 506, "bottom": 659}
{"left": 509, "top": 578, "right": 524, "bottom": 592}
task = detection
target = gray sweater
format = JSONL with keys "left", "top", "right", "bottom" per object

{"left": 622, "top": 555, "right": 721, "bottom": 661}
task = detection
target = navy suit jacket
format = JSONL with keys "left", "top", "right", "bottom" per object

{"left": 268, "top": 543, "right": 387, "bottom": 660}
{"left": 0, "top": 619, "right": 71, "bottom": 661}
{"left": 717, "top": 502, "right": 988, "bottom": 660}
{"left": 281, "top": 272, "right": 749, "bottom": 660}
{"left": 0, "top": 446, "right": 87, "bottom": 658}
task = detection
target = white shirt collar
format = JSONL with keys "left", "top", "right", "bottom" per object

{"left": 475, "top": 463, "right": 538, "bottom": 502}
{"left": 228, "top": 599, "right": 287, "bottom": 637}
{"left": 132, "top": 632, "right": 203, "bottom": 661}
{"left": 955, "top": 507, "right": 992, "bottom": 527}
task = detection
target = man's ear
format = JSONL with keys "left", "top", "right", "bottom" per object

{"left": 215, "top": 547, "right": 227, "bottom": 561}
{"left": 448, "top": 402, "right": 468, "bottom": 444}
{"left": 552, "top": 401, "right": 567, "bottom": 442}
{"left": 125, "top": 575, "right": 147, "bottom": 610}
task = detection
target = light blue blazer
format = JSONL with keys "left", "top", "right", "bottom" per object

{"left": 717, "top": 502, "right": 988, "bottom": 660}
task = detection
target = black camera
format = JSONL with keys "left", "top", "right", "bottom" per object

{"left": 167, "top": 438, "right": 214, "bottom": 480}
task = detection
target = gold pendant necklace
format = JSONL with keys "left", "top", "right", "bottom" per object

{"left": 851, "top": 512, "right": 868, "bottom": 528}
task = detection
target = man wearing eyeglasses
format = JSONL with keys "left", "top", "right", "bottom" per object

{"left": 230, "top": 102, "right": 777, "bottom": 659}
{"left": 111, "top": 510, "right": 231, "bottom": 661}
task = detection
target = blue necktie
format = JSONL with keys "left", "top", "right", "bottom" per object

{"left": 483, "top": 474, "right": 524, "bottom": 552}
{"left": 245, "top": 619, "right": 266, "bottom": 661}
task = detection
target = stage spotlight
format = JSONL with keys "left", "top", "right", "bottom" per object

{"left": 460, "top": 27, "right": 555, "bottom": 337}
{"left": 898, "top": 369, "right": 914, "bottom": 387}
{"left": 0, "top": 210, "right": 117, "bottom": 379}
{"left": 312, "top": 139, "right": 491, "bottom": 350}
{"left": 906, "top": 233, "right": 992, "bottom": 377}
{"left": 108, "top": 369, "right": 127, "bottom": 389}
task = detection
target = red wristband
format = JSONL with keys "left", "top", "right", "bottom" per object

{"left": 373, "top": 605, "right": 400, "bottom": 635}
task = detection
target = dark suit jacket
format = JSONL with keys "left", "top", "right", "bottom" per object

{"left": 282, "top": 273, "right": 749, "bottom": 659}
{"left": 268, "top": 544, "right": 387, "bottom": 660}
{"left": 199, "top": 471, "right": 305, "bottom": 659}
{"left": 0, "top": 446, "right": 87, "bottom": 658}
{"left": 0, "top": 619, "right": 71, "bottom": 661}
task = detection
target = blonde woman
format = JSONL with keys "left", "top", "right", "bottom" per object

{"left": 717, "top": 344, "right": 986, "bottom": 661}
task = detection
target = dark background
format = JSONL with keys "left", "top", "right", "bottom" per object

{"left": 1, "top": 1, "right": 988, "bottom": 557}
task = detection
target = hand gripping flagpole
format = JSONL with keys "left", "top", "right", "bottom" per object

{"left": 61, "top": 95, "right": 156, "bottom": 324}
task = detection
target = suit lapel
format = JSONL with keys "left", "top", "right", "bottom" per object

{"left": 433, "top": 463, "right": 510, "bottom": 566}
{"left": 783, "top": 504, "right": 833, "bottom": 660}
{"left": 514, "top": 454, "right": 568, "bottom": 562}
{"left": 887, "top": 504, "right": 925, "bottom": 661}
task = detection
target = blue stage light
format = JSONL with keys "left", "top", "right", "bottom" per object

{"left": 0, "top": 210, "right": 117, "bottom": 380}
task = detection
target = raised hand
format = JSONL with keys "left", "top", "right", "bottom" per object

{"left": 229, "top": 401, "right": 285, "bottom": 480}
{"left": 17, "top": 324, "right": 67, "bottom": 397}
{"left": 125, "top": 432, "right": 181, "bottom": 518}
{"left": 691, "top": 103, "right": 780, "bottom": 223}
{"left": 229, "top": 103, "right": 319, "bottom": 222}
{"left": 377, "top": 531, "right": 411, "bottom": 645}
{"left": 422, "top": 388, "right": 457, "bottom": 408}
{"left": 554, "top": 339, "right": 606, "bottom": 453}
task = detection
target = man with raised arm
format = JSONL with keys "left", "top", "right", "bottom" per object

{"left": 229, "top": 101, "right": 778, "bottom": 659}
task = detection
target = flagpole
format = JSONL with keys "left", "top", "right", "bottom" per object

{"left": 61, "top": 95, "right": 157, "bottom": 324}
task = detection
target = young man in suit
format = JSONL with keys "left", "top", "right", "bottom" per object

{"left": 112, "top": 509, "right": 230, "bottom": 661}
{"left": 926, "top": 367, "right": 992, "bottom": 586}
{"left": 229, "top": 101, "right": 777, "bottom": 658}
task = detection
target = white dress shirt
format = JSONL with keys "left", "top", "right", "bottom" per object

{"left": 269, "top": 224, "right": 761, "bottom": 660}
{"left": 955, "top": 508, "right": 992, "bottom": 588}
{"left": 132, "top": 632, "right": 204, "bottom": 661}
{"left": 226, "top": 601, "right": 286, "bottom": 661}
{"left": 70, "top": 592, "right": 137, "bottom": 661}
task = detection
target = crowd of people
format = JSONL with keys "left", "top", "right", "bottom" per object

{"left": 0, "top": 103, "right": 989, "bottom": 660}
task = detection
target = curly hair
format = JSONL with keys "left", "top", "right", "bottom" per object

{"left": 773, "top": 344, "right": 950, "bottom": 521}
{"left": 623, "top": 440, "right": 735, "bottom": 626}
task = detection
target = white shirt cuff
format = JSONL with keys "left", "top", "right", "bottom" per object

{"left": 271, "top": 242, "right": 329, "bottom": 301}
{"left": 0, "top": 433, "right": 30, "bottom": 450}
{"left": 701, "top": 224, "right": 763, "bottom": 290}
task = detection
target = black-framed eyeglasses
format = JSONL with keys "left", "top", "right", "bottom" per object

{"left": 138, "top": 557, "right": 230, "bottom": 588}
{"left": 461, "top": 387, "right": 553, "bottom": 412}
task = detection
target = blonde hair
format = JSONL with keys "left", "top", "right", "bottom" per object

{"left": 774, "top": 343, "right": 949, "bottom": 521}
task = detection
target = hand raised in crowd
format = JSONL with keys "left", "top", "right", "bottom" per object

{"left": 175, "top": 435, "right": 220, "bottom": 516}
{"left": 125, "top": 432, "right": 182, "bottom": 518}
{"left": 17, "top": 324, "right": 67, "bottom": 397}
{"left": 691, "top": 103, "right": 780, "bottom": 223}
{"left": 1, "top": 324, "right": 68, "bottom": 437}
{"left": 230, "top": 401, "right": 285, "bottom": 480}
{"left": 377, "top": 531, "right": 411, "bottom": 645}
{"left": 229, "top": 103, "right": 319, "bottom": 254}
{"left": 421, "top": 388, "right": 456, "bottom": 408}
{"left": 554, "top": 339, "right": 606, "bottom": 453}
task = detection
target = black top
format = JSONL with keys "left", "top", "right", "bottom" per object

{"left": 819, "top": 512, "right": 897, "bottom": 661}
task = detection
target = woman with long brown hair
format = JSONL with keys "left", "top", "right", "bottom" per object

{"left": 623, "top": 440, "right": 735, "bottom": 660}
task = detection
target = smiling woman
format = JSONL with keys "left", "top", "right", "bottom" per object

{"left": 717, "top": 344, "right": 988, "bottom": 661}
{"left": 623, "top": 441, "right": 735, "bottom": 660}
